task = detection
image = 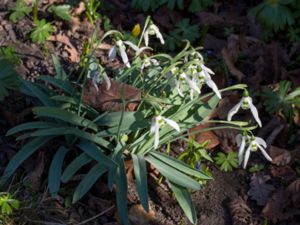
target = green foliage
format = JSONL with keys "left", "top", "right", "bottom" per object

{"left": 48, "top": 4, "right": 72, "bottom": 21}
{"left": 0, "top": 46, "right": 21, "bottom": 65}
{"left": 248, "top": 163, "right": 265, "bottom": 173}
{"left": 214, "top": 151, "right": 239, "bottom": 172}
{"left": 0, "top": 193, "right": 20, "bottom": 215}
{"left": 0, "top": 59, "right": 20, "bottom": 101}
{"left": 9, "top": 0, "right": 31, "bottom": 23}
{"left": 30, "top": 19, "right": 55, "bottom": 43}
{"left": 249, "top": 0, "right": 295, "bottom": 31}
{"left": 188, "top": 0, "right": 213, "bottom": 13}
{"left": 84, "top": 0, "right": 101, "bottom": 26}
{"left": 261, "top": 80, "right": 300, "bottom": 123}
{"left": 166, "top": 19, "right": 199, "bottom": 50}
{"left": 223, "top": 27, "right": 235, "bottom": 38}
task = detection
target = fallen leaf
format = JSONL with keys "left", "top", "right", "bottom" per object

{"left": 83, "top": 80, "right": 141, "bottom": 111}
{"left": 248, "top": 173, "right": 275, "bottom": 206}
{"left": 189, "top": 124, "right": 220, "bottom": 150}
{"left": 221, "top": 48, "right": 245, "bottom": 81}
{"left": 270, "top": 165, "right": 297, "bottom": 182}
{"left": 213, "top": 128, "right": 239, "bottom": 153}
{"left": 73, "top": 1, "right": 85, "bottom": 16}
{"left": 26, "top": 152, "right": 44, "bottom": 192}
{"left": 128, "top": 204, "right": 155, "bottom": 225}
{"left": 48, "top": 33, "right": 80, "bottom": 63}
{"left": 228, "top": 197, "right": 253, "bottom": 225}
{"left": 269, "top": 146, "right": 292, "bottom": 166}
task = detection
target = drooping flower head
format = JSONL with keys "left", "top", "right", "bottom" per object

{"left": 227, "top": 90, "right": 262, "bottom": 127}
{"left": 144, "top": 22, "right": 165, "bottom": 47}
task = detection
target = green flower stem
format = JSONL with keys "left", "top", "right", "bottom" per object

{"left": 33, "top": 0, "right": 38, "bottom": 23}
{"left": 138, "top": 16, "right": 151, "bottom": 48}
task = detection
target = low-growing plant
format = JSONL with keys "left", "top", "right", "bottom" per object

{"left": 30, "top": 19, "right": 55, "bottom": 43}
{"left": 261, "top": 80, "right": 300, "bottom": 124}
{"left": 0, "top": 193, "right": 20, "bottom": 215}
{"left": 48, "top": 4, "right": 72, "bottom": 21}
{"left": 84, "top": 0, "right": 101, "bottom": 27}
{"left": 9, "top": 0, "right": 31, "bottom": 23}
{"left": 1, "top": 18, "right": 266, "bottom": 224}
{"left": 214, "top": 151, "right": 239, "bottom": 172}
{"left": 0, "top": 46, "right": 21, "bottom": 65}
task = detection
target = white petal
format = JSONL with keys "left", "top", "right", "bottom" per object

{"left": 108, "top": 46, "right": 117, "bottom": 61}
{"left": 243, "top": 145, "right": 252, "bottom": 169}
{"left": 255, "top": 137, "right": 267, "bottom": 148}
{"left": 154, "top": 123, "right": 160, "bottom": 149}
{"left": 176, "top": 80, "right": 184, "bottom": 97}
{"left": 152, "top": 25, "right": 165, "bottom": 45}
{"left": 238, "top": 138, "right": 246, "bottom": 165}
{"left": 118, "top": 45, "right": 130, "bottom": 68}
{"left": 205, "top": 78, "right": 222, "bottom": 99}
{"left": 144, "top": 30, "right": 149, "bottom": 46}
{"left": 248, "top": 99, "right": 262, "bottom": 127}
{"left": 227, "top": 100, "right": 243, "bottom": 121}
{"left": 92, "top": 75, "right": 99, "bottom": 92}
{"left": 163, "top": 118, "right": 180, "bottom": 132}
{"left": 184, "top": 75, "right": 200, "bottom": 94}
{"left": 124, "top": 41, "right": 139, "bottom": 52}
{"left": 257, "top": 144, "right": 272, "bottom": 162}
{"left": 235, "top": 134, "right": 243, "bottom": 146}
{"left": 201, "top": 64, "right": 215, "bottom": 75}
{"left": 150, "top": 117, "right": 157, "bottom": 133}
{"left": 103, "top": 73, "right": 111, "bottom": 90}
{"left": 136, "top": 46, "right": 151, "bottom": 56}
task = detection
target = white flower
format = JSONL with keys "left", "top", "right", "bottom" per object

{"left": 176, "top": 72, "right": 200, "bottom": 99}
{"left": 144, "top": 23, "right": 165, "bottom": 46}
{"left": 87, "top": 57, "right": 111, "bottom": 91}
{"left": 141, "top": 57, "right": 159, "bottom": 71}
{"left": 198, "top": 64, "right": 222, "bottom": 99}
{"left": 227, "top": 93, "right": 262, "bottom": 127}
{"left": 236, "top": 135, "right": 272, "bottom": 169}
{"left": 150, "top": 115, "right": 180, "bottom": 149}
{"left": 108, "top": 40, "right": 131, "bottom": 68}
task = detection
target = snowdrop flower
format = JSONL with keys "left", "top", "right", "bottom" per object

{"left": 141, "top": 57, "right": 159, "bottom": 71}
{"left": 176, "top": 72, "right": 200, "bottom": 99}
{"left": 235, "top": 134, "right": 250, "bottom": 165}
{"left": 87, "top": 57, "right": 111, "bottom": 91}
{"left": 227, "top": 91, "right": 262, "bottom": 127}
{"left": 109, "top": 40, "right": 137, "bottom": 68}
{"left": 198, "top": 64, "right": 222, "bottom": 99}
{"left": 150, "top": 115, "right": 180, "bottom": 149}
{"left": 236, "top": 135, "right": 272, "bottom": 169}
{"left": 144, "top": 23, "right": 165, "bottom": 46}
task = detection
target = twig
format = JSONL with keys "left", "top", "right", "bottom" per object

{"left": 75, "top": 205, "right": 115, "bottom": 225}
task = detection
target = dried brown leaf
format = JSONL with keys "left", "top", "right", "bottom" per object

{"left": 270, "top": 165, "right": 297, "bottom": 182}
{"left": 128, "top": 204, "right": 155, "bottom": 225}
{"left": 26, "top": 152, "right": 44, "bottom": 192}
{"left": 248, "top": 173, "right": 275, "bottom": 206}
{"left": 229, "top": 197, "right": 253, "bottom": 225}
{"left": 269, "top": 146, "right": 292, "bottom": 166}
{"left": 189, "top": 124, "right": 220, "bottom": 150}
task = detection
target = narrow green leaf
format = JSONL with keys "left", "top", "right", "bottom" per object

{"left": 132, "top": 154, "right": 149, "bottom": 212}
{"left": 51, "top": 54, "right": 68, "bottom": 80}
{"left": 77, "top": 140, "right": 116, "bottom": 169}
{"left": 149, "top": 151, "right": 211, "bottom": 180}
{"left": 0, "top": 137, "right": 52, "bottom": 186}
{"left": 33, "top": 106, "right": 98, "bottom": 132}
{"left": 145, "top": 155, "right": 201, "bottom": 190}
{"left": 61, "top": 153, "right": 92, "bottom": 183}
{"left": 49, "top": 146, "right": 69, "bottom": 195}
{"left": 169, "top": 182, "right": 197, "bottom": 224}
{"left": 6, "top": 121, "right": 58, "bottom": 136}
{"left": 72, "top": 163, "right": 107, "bottom": 203}
{"left": 39, "top": 75, "right": 74, "bottom": 94}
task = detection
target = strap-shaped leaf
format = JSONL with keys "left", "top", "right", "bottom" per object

{"left": 77, "top": 140, "right": 116, "bottom": 169}
{"left": 39, "top": 75, "right": 74, "bottom": 94}
{"left": 51, "top": 54, "right": 68, "bottom": 80}
{"left": 149, "top": 151, "right": 211, "bottom": 180}
{"left": 169, "top": 182, "right": 197, "bottom": 224}
{"left": 33, "top": 107, "right": 98, "bottom": 132}
{"left": 61, "top": 153, "right": 92, "bottom": 183}
{"left": 72, "top": 163, "right": 107, "bottom": 203}
{"left": 19, "top": 80, "right": 54, "bottom": 106}
{"left": 49, "top": 146, "right": 69, "bottom": 195}
{"left": 0, "top": 137, "right": 52, "bottom": 186}
{"left": 132, "top": 154, "right": 149, "bottom": 212}
{"left": 6, "top": 121, "right": 58, "bottom": 136}
{"left": 145, "top": 155, "right": 201, "bottom": 190}
{"left": 115, "top": 156, "right": 130, "bottom": 225}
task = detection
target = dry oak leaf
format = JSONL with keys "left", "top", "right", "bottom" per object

{"left": 48, "top": 33, "right": 80, "bottom": 63}
{"left": 83, "top": 80, "right": 141, "bottom": 112}
{"left": 248, "top": 173, "right": 275, "bottom": 206}
{"left": 128, "top": 204, "right": 156, "bottom": 225}
{"left": 270, "top": 165, "right": 297, "bottom": 182}
{"left": 229, "top": 197, "right": 253, "bottom": 225}
{"left": 269, "top": 145, "right": 292, "bottom": 166}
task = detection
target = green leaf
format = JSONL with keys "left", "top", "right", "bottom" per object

{"left": 51, "top": 54, "right": 68, "bottom": 80}
{"left": 188, "top": 0, "right": 213, "bottom": 13}
{"left": 6, "top": 121, "right": 58, "bottom": 136}
{"left": 0, "top": 137, "right": 52, "bottom": 186}
{"left": 146, "top": 155, "right": 201, "bottom": 190}
{"left": 61, "top": 153, "right": 92, "bottom": 183}
{"left": 48, "top": 5, "right": 72, "bottom": 21}
{"left": 77, "top": 140, "right": 116, "bottom": 169}
{"left": 132, "top": 154, "right": 149, "bottom": 212}
{"left": 39, "top": 76, "right": 74, "bottom": 94}
{"left": 72, "top": 163, "right": 107, "bottom": 203}
{"left": 30, "top": 19, "right": 55, "bottom": 43}
{"left": 214, "top": 151, "right": 238, "bottom": 172}
{"left": 172, "top": 19, "right": 199, "bottom": 43}
{"left": 49, "top": 146, "right": 69, "bottom": 196}
{"left": 33, "top": 106, "right": 98, "bottom": 132}
{"left": 149, "top": 151, "right": 211, "bottom": 180}
{"left": 9, "top": 0, "right": 31, "bottom": 23}
{"left": 169, "top": 182, "right": 197, "bottom": 224}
